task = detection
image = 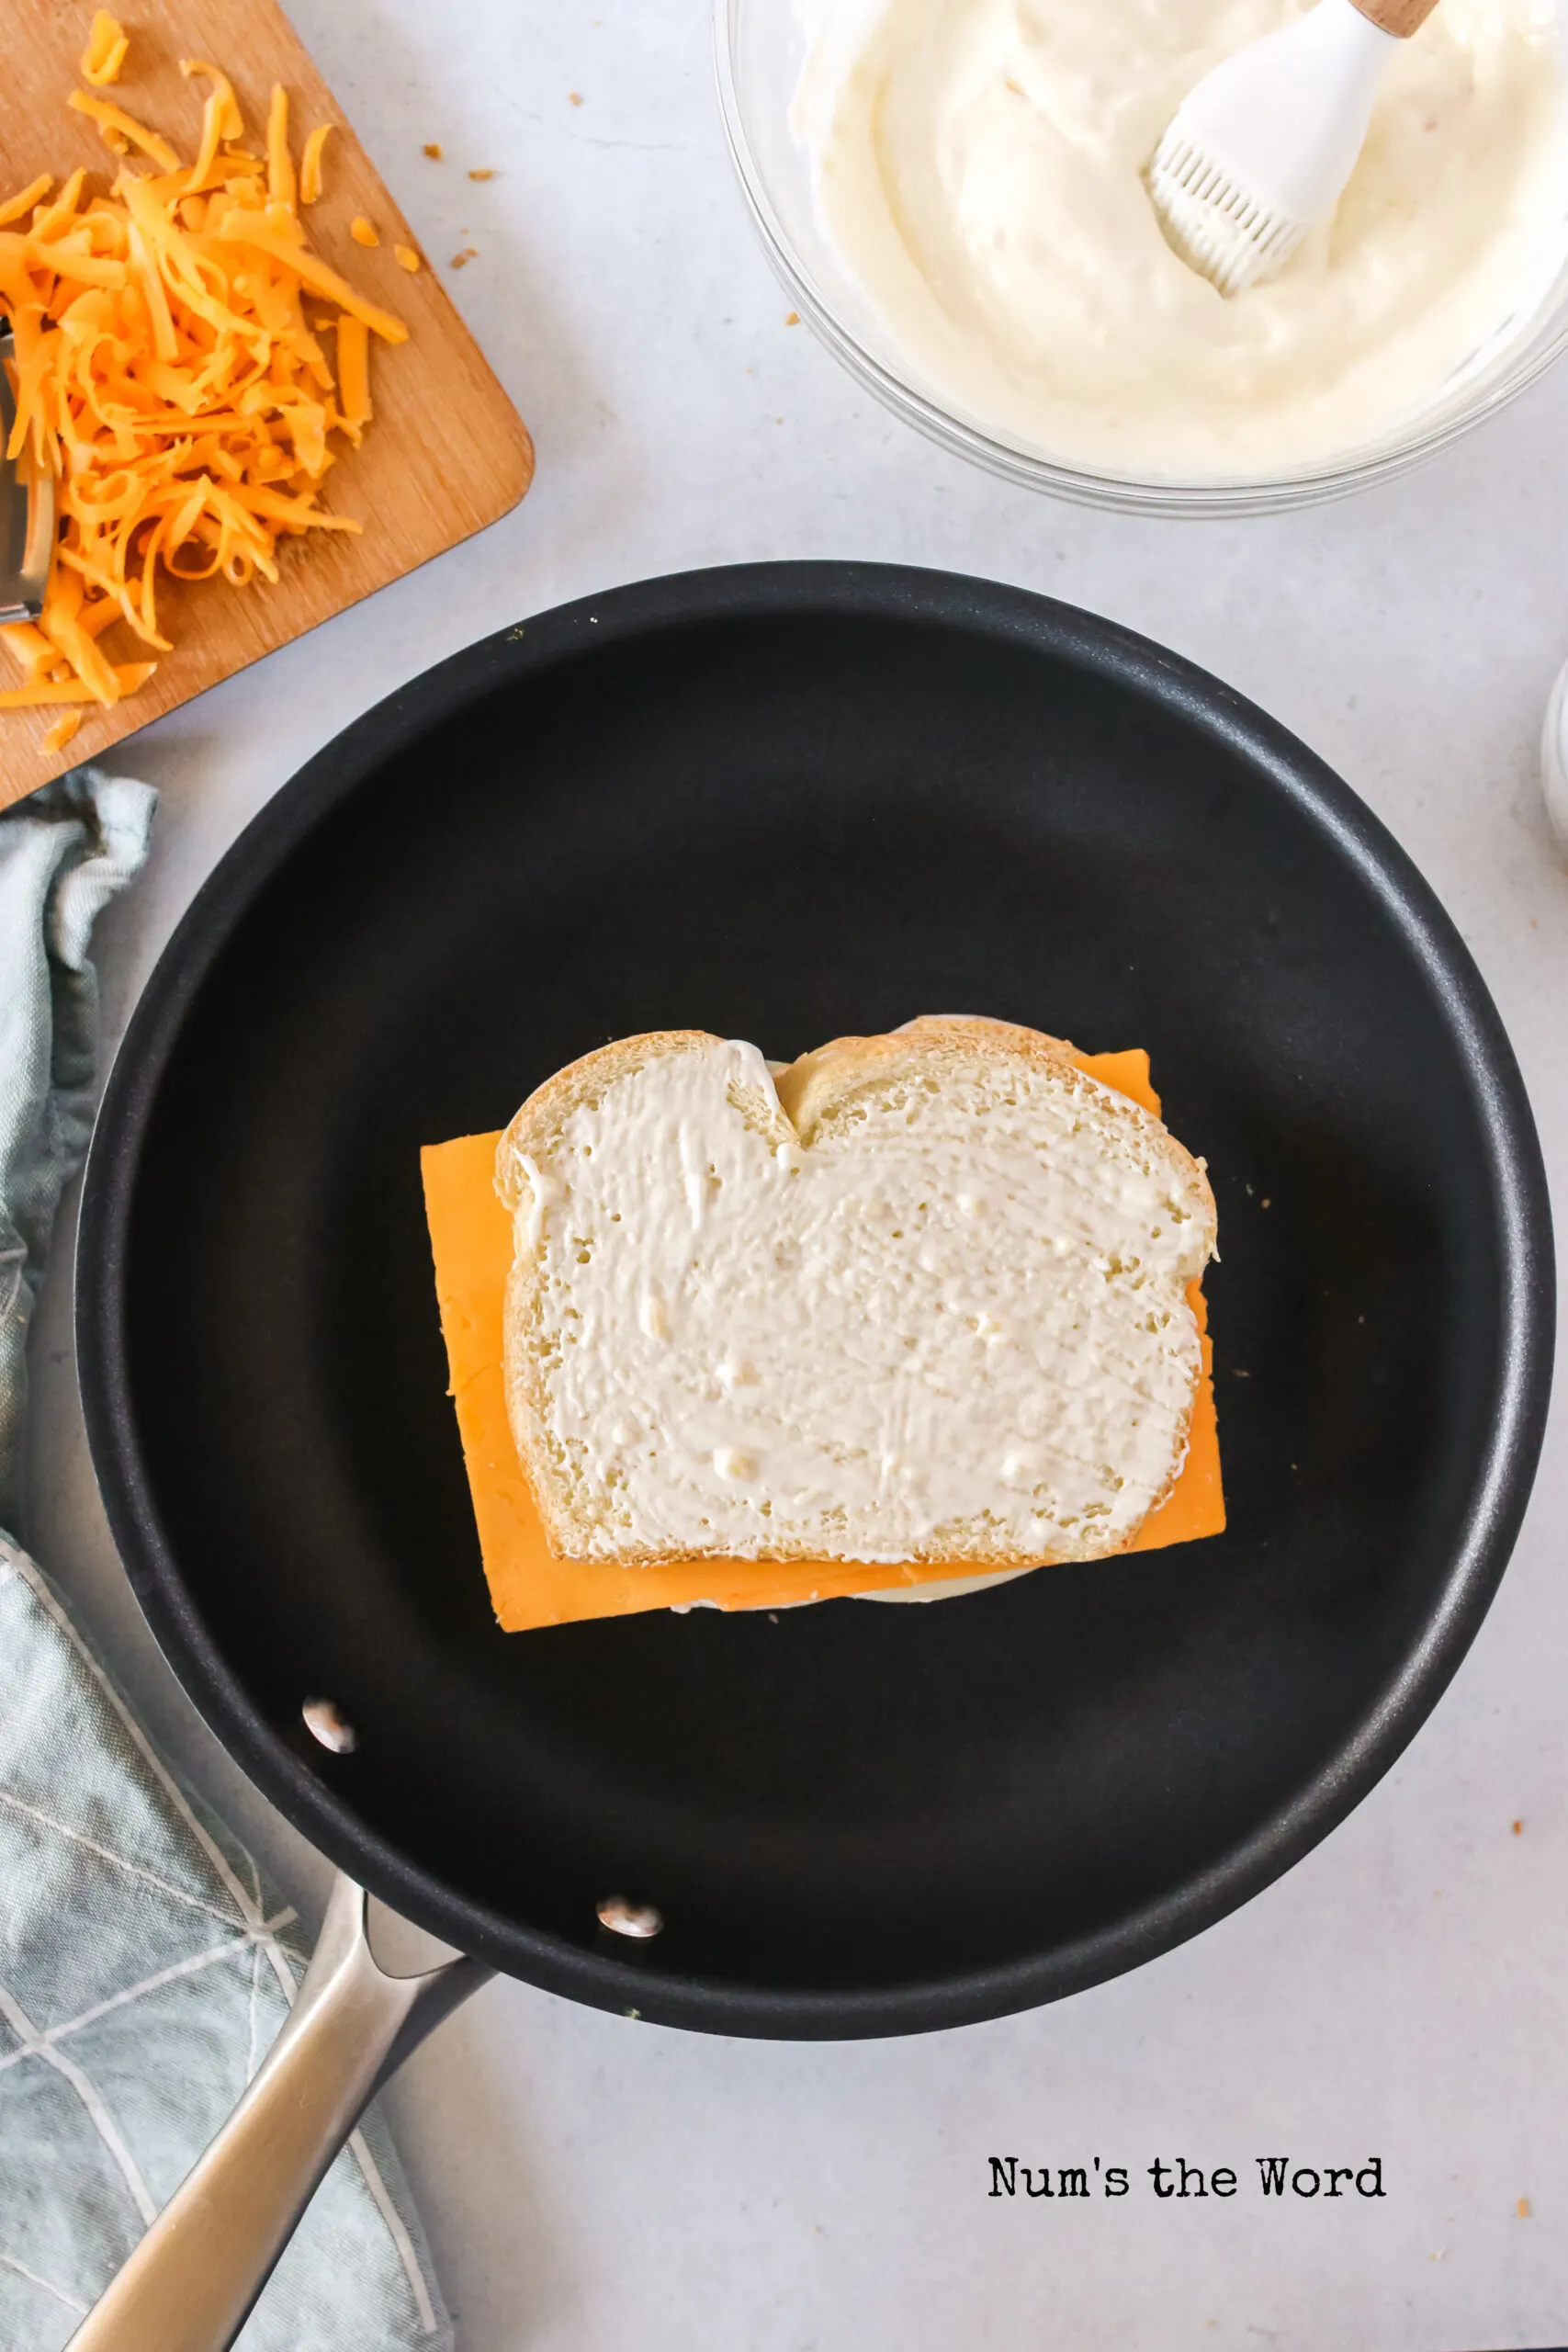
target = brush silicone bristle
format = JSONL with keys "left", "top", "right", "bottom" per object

{"left": 1145, "top": 126, "right": 1308, "bottom": 299}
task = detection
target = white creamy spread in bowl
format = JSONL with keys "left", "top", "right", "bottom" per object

{"left": 786, "top": 0, "right": 1568, "bottom": 479}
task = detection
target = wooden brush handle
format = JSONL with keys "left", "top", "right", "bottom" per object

{"left": 1350, "top": 0, "right": 1440, "bottom": 34}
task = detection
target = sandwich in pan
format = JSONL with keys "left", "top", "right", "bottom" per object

{"left": 423, "top": 1015, "right": 1223, "bottom": 1628}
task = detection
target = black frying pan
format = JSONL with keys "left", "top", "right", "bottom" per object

{"left": 70, "top": 563, "right": 1552, "bottom": 2336}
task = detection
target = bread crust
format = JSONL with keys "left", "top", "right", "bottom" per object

{"left": 497, "top": 1019, "right": 1216, "bottom": 1569}
{"left": 777, "top": 1015, "right": 1089, "bottom": 1139}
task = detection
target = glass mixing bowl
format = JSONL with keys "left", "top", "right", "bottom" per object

{"left": 715, "top": 0, "right": 1568, "bottom": 515}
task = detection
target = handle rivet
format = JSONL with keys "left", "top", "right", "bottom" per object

{"left": 596, "top": 1894, "right": 663, "bottom": 1939}
{"left": 302, "top": 1697, "right": 357, "bottom": 1754}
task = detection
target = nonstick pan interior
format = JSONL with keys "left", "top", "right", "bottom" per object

{"left": 76, "top": 563, "right": 1553, "bottom": 2037}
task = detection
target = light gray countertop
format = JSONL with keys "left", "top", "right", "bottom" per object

{"left": 23, "top": 2, "right": 1568, "bottom": 2346}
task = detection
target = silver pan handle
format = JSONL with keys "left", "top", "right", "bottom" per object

{"left": 66, "top": 1871, "right": 490, "bottom": 2352}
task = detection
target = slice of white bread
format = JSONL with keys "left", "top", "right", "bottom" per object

{"left": 495, "top": 1017, "right": 1217, "bottom": 1570}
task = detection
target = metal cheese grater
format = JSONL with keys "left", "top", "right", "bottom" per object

{"left": 0, "top": 322, "right": 56, "bottom": 625}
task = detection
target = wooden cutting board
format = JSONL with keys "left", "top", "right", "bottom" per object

{"left": 0, "top": 0, "right": 535, "bottom": 811}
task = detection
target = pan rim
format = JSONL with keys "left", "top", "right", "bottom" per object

{"left": 75, "top": 559, "right": 1555, "bottom": 2039}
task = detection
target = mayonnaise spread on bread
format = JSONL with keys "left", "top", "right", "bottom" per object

{"left": 498, "top": 1027, "right": 1215, "bottom": 1567}
{"left": 792, "top": 0, "right": 1566, "bottom": 475}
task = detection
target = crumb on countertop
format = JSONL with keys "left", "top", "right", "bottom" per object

{"left": 784, "top": 311, "right": 800, "bottom": 324}
{"left": 449, "top": 247, "right": 478, "bottom": 267}
{"left": 1513, "top": 1818, "right": 1524, "bottom": 1834}
{"left": 423, "top": 141, "right": 443, "bottom": 159}
{"left": 1518, "top": 2198, "right": 1532, "bottom": 2219}
{"left": 468, "top": 167, "right": 496, "bottom": 180}
{"left": 570, "top": 91, "right": 583, "bottom": 106}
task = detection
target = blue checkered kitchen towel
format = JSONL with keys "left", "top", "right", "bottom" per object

{"left": 0, "top": 771, "right": 453, "bottom": 2349}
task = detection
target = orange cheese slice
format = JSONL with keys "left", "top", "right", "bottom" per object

{"left": 422, "top": 1047, "right": 1224, "bottom": 1632}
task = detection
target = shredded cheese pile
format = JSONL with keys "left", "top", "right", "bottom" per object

{"left": 0, "top": 17, "right": 407, "bottom": 743}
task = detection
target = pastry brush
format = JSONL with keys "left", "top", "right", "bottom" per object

{"left": 1145, "top": 0, "right": 1440, "bottom": 299}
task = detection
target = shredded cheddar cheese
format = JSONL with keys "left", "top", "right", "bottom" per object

{"left": 66, "top": 89, "right": 182, "bottom": 170}
{"left": 394, "top": 244, "right": 421, "bottom": 273}
{"left": 266, "top": 85, "right": 297, "bottom": 209}
{"left": 1, "top": 47, "right": 408, "bottom": 724}
{"left": 80, "top": 13, "right": 130, "bottom": 88}
{"left": 336, "top": 316, "right": 371, "bottom": 428}
{"left": 0, "top": 176, "right": 54, "bottom": 231}
{"left": 299, "top": 123, "right": 332, "bottom": 205}
{"left": 350, "top": 215, "right": 379, "bottom": 248}
{"left": 0, "top": 665, "right": 158, "bottom": 709}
